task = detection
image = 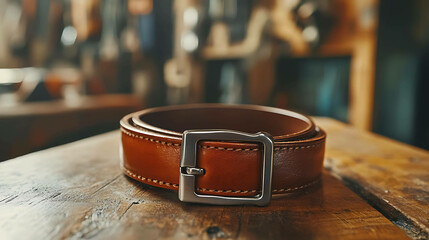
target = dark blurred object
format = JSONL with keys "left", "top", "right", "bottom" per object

{"left": 416, "top": 47, "right": 429, "bottom": 150}
{"left": 201, "top": 0, "right": 255, "bottom": 104}
{"left": 275, "top": 56, "right": 350, "bottom": 122}
{"left": 201, "top": 0, "right": 254, "bottom": 44}
{"left": 0, "top": 94, "right": 143, "bottom": 161}
{"left": 272, "top": 0, "right": 378, "bottom": 131}
{"left": 373, "top": 0, "right": 429, "bottom": 150}
{"left": 292, "top": 0, "right": 335, "bottom": 49}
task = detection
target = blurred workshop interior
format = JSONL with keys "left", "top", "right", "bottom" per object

{"left": 0, "top": 0, "right": 428, "bottom": 161}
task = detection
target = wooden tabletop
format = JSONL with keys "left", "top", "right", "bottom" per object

{"left": 0, "top": 117, "right": 427, "bottom": 239}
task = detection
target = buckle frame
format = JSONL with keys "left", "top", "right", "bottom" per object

{"left": 178, "top": 130, "right": 274, "bottom": 206}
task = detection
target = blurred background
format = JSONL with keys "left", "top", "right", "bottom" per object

{"left": 0, "top": 0, "right": 428, "bottom": 161}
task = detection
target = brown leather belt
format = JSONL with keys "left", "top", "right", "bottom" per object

{"left": 120, "top": 104, "right": 326, "bottom": 205}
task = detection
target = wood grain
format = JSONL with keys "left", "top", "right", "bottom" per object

{"left": 0, "top": 118, "right": 413, "bottom": 239}
{"left": 316, "top": 118, "right": 429, "bottom": 239}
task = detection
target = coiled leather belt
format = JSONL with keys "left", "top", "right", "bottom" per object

{"left": 120, "top": 104, "right": 326, "bottom": 205}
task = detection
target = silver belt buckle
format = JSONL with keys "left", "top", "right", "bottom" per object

{"left": 178, "top": 129, "right": 274, "bottom": 206}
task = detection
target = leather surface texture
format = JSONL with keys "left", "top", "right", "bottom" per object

{"left": 120, "top": 104, "right": 326, "bottom": 197}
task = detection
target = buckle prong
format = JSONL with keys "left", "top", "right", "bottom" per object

{"left": 184, "top": 167, "right": 205, "bottom": 175}
{"left": 178, "top": 129, "right": 274, "bottom": 206}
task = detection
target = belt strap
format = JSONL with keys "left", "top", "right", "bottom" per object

{"left": 120, "top": 104, "right": 326, "bottom": 199}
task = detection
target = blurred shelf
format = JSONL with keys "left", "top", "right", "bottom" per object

{"left": 0, "top": 94, "right": 143, "bottom": 161}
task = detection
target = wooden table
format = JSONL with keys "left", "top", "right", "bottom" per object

{"left": 0, "top": 118, "right": 428, "bottom": 239}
